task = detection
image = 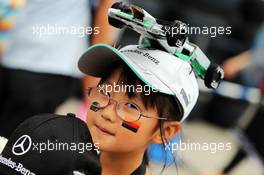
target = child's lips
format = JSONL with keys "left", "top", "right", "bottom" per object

{"left": 95, "top": 124, "right": 115, "bottom": 136}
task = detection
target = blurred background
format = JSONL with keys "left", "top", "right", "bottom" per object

{"left": 1, "top": 0, "right": 264, "bottom": 175}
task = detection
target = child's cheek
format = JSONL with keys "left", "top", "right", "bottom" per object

{"left": 86, "top": 110, "right": 95, "bottom": 128}
{"left": 118, "top": 124, "right": 147, "bottom": 144}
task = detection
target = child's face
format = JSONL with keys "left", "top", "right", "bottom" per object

{"left": 86, "top": 71, "right": 160, "bottom": 153}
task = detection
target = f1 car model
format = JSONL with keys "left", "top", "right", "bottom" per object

{"left": 108, "top": 2, "right": 224, "bottom": 89}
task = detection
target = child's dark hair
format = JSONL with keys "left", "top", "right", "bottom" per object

{"left": 99, "top": 61, "right": 182, "bottom": 174}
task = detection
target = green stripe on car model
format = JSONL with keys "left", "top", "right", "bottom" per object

{"left": 191, "top": 59, "right": 207, "bottom": 79}
{"left": 175, "top": 52, "right": 190, "bottom": 61}
{"left": 143, "top": 18, "right": 154, "bottom": 27}
{"left": 117, "top": 11, "right": 133, "bottom": 20}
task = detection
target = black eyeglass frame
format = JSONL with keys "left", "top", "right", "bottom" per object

{"left": 87, "top": 87, "right": 172, "bottom": 122}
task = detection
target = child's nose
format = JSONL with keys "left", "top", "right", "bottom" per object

{"left": 100, "top": 100, "right": 118, "bottom": 122}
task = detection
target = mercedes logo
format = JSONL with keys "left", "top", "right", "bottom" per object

{"left": 12, "top": 135, "right": 32, "bottom": 156}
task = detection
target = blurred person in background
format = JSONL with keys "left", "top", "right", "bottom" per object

{"left": 179, "top": 0, "right": 264, "bottom": 127}
{"left": 0, "top": 0, "right": 118, "bottom": 138}
{"left": 205, "top": 23, "right": 264, "bottom": 175}
{"left": 0, "top": 0, "right": 26, "bottom": 55}
{"left": 162, "top": 1, "right": 264, "bottom": 173}
{"left": 223, "top": 24, "right": 264, "bottom": 87}
{"left": 0, "top": 0, "right": 26, "bottom": 138}
{"left": 0, "top": 0, "right": 25, "bottom": 110}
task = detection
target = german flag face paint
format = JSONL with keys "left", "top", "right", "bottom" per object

{"left": 122, "top": 116, "right": 141, "bottom": 133}
{"left": 90, "top": 101, "right": 100, "bottom": 112}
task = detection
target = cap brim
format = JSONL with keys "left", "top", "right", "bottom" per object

{"left": 78, "top": 44, "right": 121, "bottom": 77}
{"left": 78, "top": 44, "right": 159, "bottom": 90}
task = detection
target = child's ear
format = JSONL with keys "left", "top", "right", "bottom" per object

{"left": 152, "top": 121, "right": 181, "bottom": 144}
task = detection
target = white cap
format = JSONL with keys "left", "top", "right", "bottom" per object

{"left": 78, "top": 44, "right": 199, "bottom": 122}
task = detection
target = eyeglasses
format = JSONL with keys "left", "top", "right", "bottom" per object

{"left": 86, "top": 87, "right": 169, "bottom": 122}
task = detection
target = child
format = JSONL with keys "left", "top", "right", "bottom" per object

{"left": 78, "top": 43, "right": 199, "bottom": 175}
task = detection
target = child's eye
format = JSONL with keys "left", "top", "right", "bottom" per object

{"left": 125, "top": 103, "right": 138, "bottom": 110}
{"left": 99, "top": 89, "right": 108, "bottom": 97}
